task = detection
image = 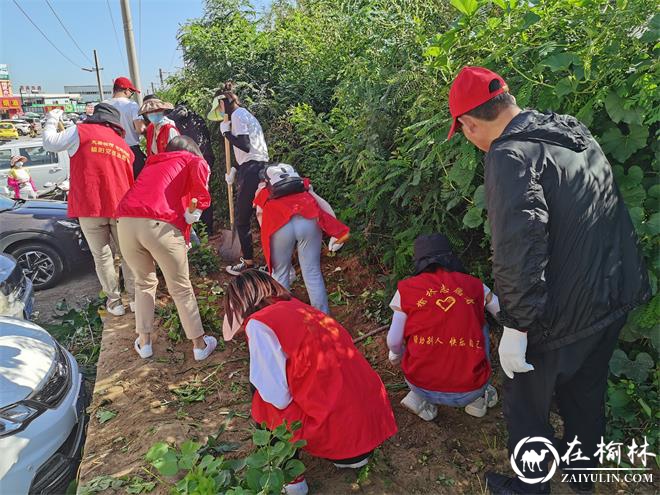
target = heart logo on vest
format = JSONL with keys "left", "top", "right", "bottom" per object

{"left": 435, "top": 296, "right": 456, "bottom": 312}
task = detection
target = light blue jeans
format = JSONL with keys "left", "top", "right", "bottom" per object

{"left": 270, "top": 215, "right": 329, "bottom": 314}
{"left": 406, "top": 324, "right": 491, "bottom": 407}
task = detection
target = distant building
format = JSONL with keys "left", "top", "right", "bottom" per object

{"left": 18, "top": 93, "right": 84, "bottom": 114}
{"left": 64, "top": 85, "right": 113, "bottom": 103}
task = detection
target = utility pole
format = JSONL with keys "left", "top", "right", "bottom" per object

{"left": 151, "top": 82, "right": 156, "bottom": 94}
{"left": 159, "top": 68, "right": 164, "bottom": 87}
{"left": 119, "top": 0, "right": 143, "bottom": 105}
{"left": 82, "top": 49, "right": 104, "bottom": 100}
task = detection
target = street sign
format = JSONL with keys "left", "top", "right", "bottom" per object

{"left": 0, "top": 65, "right": 9, "bottom": 80}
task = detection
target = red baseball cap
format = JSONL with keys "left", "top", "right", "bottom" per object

{"left": 447, "top": 66, "right": 508, "bottom": 139}
{"left": 113, "top": 76, "right": 140, "bottom": 93}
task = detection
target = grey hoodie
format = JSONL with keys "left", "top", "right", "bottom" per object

{"left": 484, "top": 110, "right": 649, "bottom": 353}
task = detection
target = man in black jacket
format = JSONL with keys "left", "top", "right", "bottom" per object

{"left": 447, "top": 67, "right": 649, "bottom": 494}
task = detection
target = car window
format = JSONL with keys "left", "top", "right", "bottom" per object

{"left": 0, "top": 149, "right": 12, "bottom": 170}
{"left": 19, "top": 146, "right": 58, "bottom": 166}
{"left": 0, "top": 123, "right": 13, "bottom": 129}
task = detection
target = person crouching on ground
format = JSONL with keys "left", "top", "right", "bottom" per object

{"left": 7, "top": 156, "right": 38, "bottom": 199}
{"left": 253, "top": 163, "right": 350, "bottom": 314}
{"left": 387, "top": 233, "right": 500, "bottom": 421}
{"left": 139, "top": 98, "right": 179, "bottom": 156}
{"left": 115, "top": 136, "right": 217, "bottom": 361}
{"left": 43, "top": 105, "right": 135, "bottom": 316}
{"left": 223, "top": 270, "right": 397, "bottom": 495}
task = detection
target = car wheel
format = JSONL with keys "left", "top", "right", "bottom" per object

{"left": 9, "top": 243, "right": 64, "bottom": 290}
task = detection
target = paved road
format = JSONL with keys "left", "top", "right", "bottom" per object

{"left": 34, "top": 262, "right": 100, "bottom": 322}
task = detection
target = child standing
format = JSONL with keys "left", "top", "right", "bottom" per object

{"left": 387, "top": 233, "right": 501, "bottom": 420}
{"left": 7, "top": 156, "right": 38, "bottom": 199}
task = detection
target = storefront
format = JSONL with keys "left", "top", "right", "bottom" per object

{"left": 0, "top": 96, "right": 22, "bottom": 118}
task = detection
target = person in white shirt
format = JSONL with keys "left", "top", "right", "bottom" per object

{"left": 105, "top": 77, "right": 147, "bottom": 177}
{"left": 212, "top": 83, "right": 269, "bottom": 275}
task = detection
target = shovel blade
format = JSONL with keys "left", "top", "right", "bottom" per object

{"left": 216, "top": 229, "right": 242, "bottom": 262}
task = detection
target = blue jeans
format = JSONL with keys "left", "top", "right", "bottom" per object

{"left": 406, "top": 324, "right": 491, "bottom": 407}
{"left": 270, "top": 215, "right": 329, "bottom": 314}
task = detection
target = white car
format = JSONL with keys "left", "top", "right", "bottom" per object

{"left": 2, "top": 121, "right": 30, "bottom": 136}
{"left": 0, "top": 317, "right": 86, "bottom": 494}
{"left": 0, "top": 139, "right": 70, "bottom": 192}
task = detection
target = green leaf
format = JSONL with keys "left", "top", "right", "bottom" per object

{"left": 520, "top": 11, "right": 541, "bottom": 30}
{"left": 96, "top": 409, "right": 117, "bottom": 424}
{"left": 554, "top": 77, "right": 575, "bottom": 98}
{"left": 450, "top": 0, "right": 480, "bottom": 16}
{"left": 541, "top": 52, "right": 581, "bottom": 72}
{"left": 285, "top": 459, "right": 306, "bottom": 479}
{"left": 246, "top": 450, "right": 269, "bottom": 468}
{"left": 605, "top": 92, "right": 644, "bottom": 125}
{"left": 463, "top": 207, "right": 483, "bottom": 228}
{"left": 640, "top": 13, "right": 660, "bottom": 43}
{"left": 260, "top": 468, "right": 285, "bottom": 491}
{"left": 614, "top": 165, "right": 646, "bottom": 207}
{"left": 252, "top": 429, "right": 271, "bottom": 446}
{"left": 153, "top": 451, "right": 179, "bottom": 477}
{"left": 609, "top": 349, "right": 654, "bottom": 383}
{"left": 600, "top": 125, "right": 649, "bottom": 163}
{"left": 473, "top": 185, "right": 486, "bottom": 209}
{"left": 646, "top": 212, "right": 660, "bottom": 236}
{"left": 491, "top": 0, "right": 507, "bottom": 8}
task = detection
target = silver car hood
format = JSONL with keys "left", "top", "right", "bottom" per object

{"left": 0, "top": 317, "right": 57, "bottom": 408}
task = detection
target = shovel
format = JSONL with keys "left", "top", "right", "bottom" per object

{"left": 216, "top": 111, "right": 242, "bottom": 261}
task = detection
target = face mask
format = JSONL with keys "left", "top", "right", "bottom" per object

{"left": 147, "top": 112, "right": 165, "bottom": 124}
{"left": 14, "top": 163, "right": 23, "bottom": 168}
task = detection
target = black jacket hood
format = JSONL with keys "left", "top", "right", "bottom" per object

{"left": 495, "top": 110, "right": 590, "bottom": 153}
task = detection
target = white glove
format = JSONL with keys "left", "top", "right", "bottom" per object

{"left": 328, "top": 237, "right": 344, "bottom": 252}
{"left": 498, "top": 326, "right": 535, "bottom": 379}
{"left": 220, "top": 121, "right": 231, "bottom": 135}
{"left": 225, "top": 167, "right": 237, "bottom": 185}
{"left": 388, "top": 350, "right": 402, "bottom": 366}
{"left": 46, "top": 109, "right": 64, "bottom": 124}
{"left": 184, "top": 208, "right": 202, "bottom": 225}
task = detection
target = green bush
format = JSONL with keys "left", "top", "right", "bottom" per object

{"left": 167, "top": 0, "right": 658, "bottom": 447}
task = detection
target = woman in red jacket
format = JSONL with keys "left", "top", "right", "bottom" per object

{"left": 223, "top": 270, "right": 397, "bottom": 495}
{"left": 253, "top": 163, "right": 349, "bottom": 314}
{"left": 116, "top": 136, "right": 217, "bottom": 362}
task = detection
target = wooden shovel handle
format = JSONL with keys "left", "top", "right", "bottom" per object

{"left": 223, "top": 112, "right": 235, "bottom": 227}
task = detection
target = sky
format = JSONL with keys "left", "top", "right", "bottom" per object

{"left": 0, "top": 0, "right": 271, "bottom": 95}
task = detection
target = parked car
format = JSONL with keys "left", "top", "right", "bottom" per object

{"left": 0, "top": 194, "right": 90, "bottom": 290}
{"left": 3, "top": 120, "right": 30, "bottom": 136}
{"left": 0, "top": 316, "right": 86, "bottom": 494}
{"left": 0, "top": 138, "right": 69, "bottom": 191}
{"left": 0, "top": 123, "right": 19, "bottom": 142}
{"left": 0, "top": 253, "right": 34, "bottom": 319}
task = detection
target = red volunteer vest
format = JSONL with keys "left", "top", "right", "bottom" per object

{"left": 68, "top": 123, "right": 134, "bottom": 218}
{"left": 146, "top": 123, "right": 177, "bottom": 156}
{"left": 398, "top": 269, "right": 490, "bottom": 393}
{"left": 247, "top": 298, "right": 397, "bottom": 459}
{"left": 253, "top": 180, "right": 350, "bottom": 271}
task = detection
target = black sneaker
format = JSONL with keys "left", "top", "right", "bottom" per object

{"left": 226, "top": 258, "right": 254, "bottom": 276}
{"left": 485, "top": 472, "right": 550, "bottom": 494}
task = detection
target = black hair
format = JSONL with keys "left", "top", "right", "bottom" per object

{"left": 143, "top": 94, "right": 158, "bottom": 102}
{"left": 464, "top": 91, "right": 517, "bottom": 121}
{"left": 166, "top": 135, "right": 203, "bottom": 157}
{"left": 113, "top": 84, "right": 132, "bottom": 94}
{"left": 214, "top": 81, "right": 241, "bottom": 107}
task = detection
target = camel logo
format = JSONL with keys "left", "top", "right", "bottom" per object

{"left": 510, "top": 436, "right": 560, "bottom": 484}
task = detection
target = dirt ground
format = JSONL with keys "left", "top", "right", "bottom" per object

{"left": 77, "top": 237, "right": 656, "bottom": 495}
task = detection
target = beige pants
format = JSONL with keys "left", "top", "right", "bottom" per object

{"left": 79, "top": 217, "right": 135, "bottom": 305}
{"left": 116, "top": 217, "right": 204, "bottom": 340}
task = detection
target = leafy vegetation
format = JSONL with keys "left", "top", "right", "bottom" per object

{"left": 157, "top": 282, "right": 225, "bottom": 344}
{"left": 188, "top": 224, "right": 220, "bottom": 276}
{"left": 145, "top": 421, "right": 306, "bottom": 494}
{"left": 164, "top": 0, "right": 659, "bottom": 453}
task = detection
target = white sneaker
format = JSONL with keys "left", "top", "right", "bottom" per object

{"left": 400, "top": 391, "right": 438, "bottom": 421}
{"left": 193, "top": 335, "right": 217, "bottom": 361}
{"left": 106, "top": 300, "right": 126, "bottom": 316}
{"left": 289, "top": 266, "right": 297, "bottom": 283}
{"left": 333, "top": 457, "right": 370, "bottom": 469}
{"left": 465, "top": 385, "right": 498, "bottom": 418}
{"left": 134, "top": 337, "right": 153, "bottom": 359}
{"left": 283, "top": 478, "right": 308, "bottom": 495}
{"left": 129, "top": 301, "right": 135, "bottom": 312}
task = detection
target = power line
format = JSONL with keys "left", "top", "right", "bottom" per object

{"left": 12, "top": 0, "right": 83, "bottom": 69}
{"left": 106, "top": 0, "right": 128, "bottom": 73}
{"left": 43, "top": 0, "right": 93, "bottom": 64}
